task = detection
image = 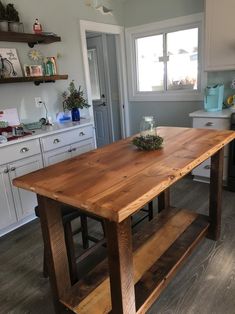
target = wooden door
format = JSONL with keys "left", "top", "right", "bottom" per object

{"left": 9, "top": 155, "right": 43, "bottom": 220}
{"left": 87, "top": 35, "right": 112, "bottom": 147}
{"left": 0, "top": 165, "right": 17, "bottom": 230}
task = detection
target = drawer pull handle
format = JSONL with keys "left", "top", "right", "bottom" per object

{"left": 10, "top": 167, "right": 16, "bottom": 172}
{"left": 3, "top": 168, "right": 9, "bottom": 174}
{"left": 20, "top": 147, "right": 29, "bottom": 153}
{"left": 72, "top": 148, "right": 76, "bottom": 152}
{"left": 205, "top": 122, "right": 214, "bottom": 127}
{"left": 53, "top": 139, "right": 60, "bottom": 144}
{"left": 79, "top": 132, "right": 85, "bottom": 136}
{"left": 204, "top": 165, "right": 211, "bottom": 170}
{"left": 68, "top": 149, "right": 72, "bottom": 153}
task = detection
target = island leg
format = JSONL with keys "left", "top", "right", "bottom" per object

{"left": 208, "top": 148, "right": 224, "bottom": 240}
{"left": 158, "top": 188, "right": 170, "bottom": 212}
{"left": 37, "top": 195, "right": 71, "bottom": 313}
{"left": 105, "top": 217, "right": 136, "bottom": 314}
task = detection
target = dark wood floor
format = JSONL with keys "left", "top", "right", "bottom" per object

{"left": 0, "top": 177, "right": 235, "bottom": 314}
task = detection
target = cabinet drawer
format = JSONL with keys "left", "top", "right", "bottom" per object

{"left": 41, "top": 126, "right": 93, "bottom": 152}
{"left": 0, "top": 139, "right": 41, "bottom": 165}
{"left": 193, "top": 117, "right": 230, "bottom": 130}
{"left": 192, "top": 156, "right": 228, "bottom": 180}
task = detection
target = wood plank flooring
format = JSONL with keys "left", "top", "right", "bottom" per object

{"left": 0, "top": 177, "right": 235, "bottom": 314}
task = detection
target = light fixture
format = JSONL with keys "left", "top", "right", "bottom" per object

{"left": 85, "top": 0, "right": 113, "bottom": 15}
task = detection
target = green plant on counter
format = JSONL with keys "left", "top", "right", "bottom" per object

{"left": 132, "top": 135, "right": 164, "bottom": 151}
{"left": 62, "top": 81, "right": 90, "bottom": 111}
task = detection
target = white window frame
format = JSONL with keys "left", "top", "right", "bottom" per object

{"left": 125, "top": 13, "right": 205, "bottom": 102}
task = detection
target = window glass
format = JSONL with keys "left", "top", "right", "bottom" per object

{"left": 136, "top": 35, "right": 164, "bottom": 92}
{"left": 167, "top": 28, "right": 198, "bottom": 91}
{"left": 88, "top": 48, "right": 101, "bottom": 100}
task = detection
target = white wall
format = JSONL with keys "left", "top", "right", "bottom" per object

{"left": 0, "top": 0, "right": 124, "bottom": 123}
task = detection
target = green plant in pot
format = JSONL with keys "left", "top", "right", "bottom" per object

{"left": 62, "top": 81, "right": 90, "bottom": 122}
{"left": 6, "top": 3, "right": 21, "bottom": 32}
{"left": 0, "top": 1, "right": 8, "bottom": 31}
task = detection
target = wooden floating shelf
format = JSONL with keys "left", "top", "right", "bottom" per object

{"left": 0, "top": 75, "right": 68, "bottom": 85}
{"left": 0, "top": 31, "right": 61, "bottom": 47}
{"left": 60, "top": 208, "right": 209, "bottom": 314}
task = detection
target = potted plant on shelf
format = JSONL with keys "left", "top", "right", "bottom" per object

{"left": 62, "top": 81, "right": 90, "bottom": 121}
{"left": 6, "top": 3, "right": 21, "bottom": 32}
{"left": 0, "top": 1, "right": 8, "bottom": 31}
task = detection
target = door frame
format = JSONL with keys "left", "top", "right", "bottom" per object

{"left": 80, "top": 20, "right": 130, "bottom": 140}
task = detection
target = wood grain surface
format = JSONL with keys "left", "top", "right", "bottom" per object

{"left": 13, "top": 127, "right": 235, "bottom": 222}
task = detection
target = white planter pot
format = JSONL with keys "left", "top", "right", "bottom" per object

{"left": 0, "top": 20, "right": 8, "bottom": 31}
{"left": 8, "top": 21, "right": 24, "bottom": 32}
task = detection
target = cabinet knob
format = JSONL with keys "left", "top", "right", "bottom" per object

{"left": 79, "top": 132, "right": 85, "bottom": 136}
{"left": 68, "top": 149, "right": 72, "bottom": 153}
{"left": 3, "top": 168, "right": 9, "bottom": 173}
{"left": 20, "top": 147, "right": 29, "bottom": 153}
{"left": 53, "top": 138, "right": 60, "bottom": 144}
{"left": 72, "top": 148, "right": 76, "bottom": 152}
{"left": 10, "top": 167, "right": 16, "bottom": 172}
{"left": 205, "top": 122, "right": 214, "bottom": 127}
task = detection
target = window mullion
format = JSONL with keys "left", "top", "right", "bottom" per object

{"left": 163, "top": 33, "right": 168, "bottom": 92}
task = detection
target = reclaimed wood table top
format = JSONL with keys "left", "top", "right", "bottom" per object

{"left": 13, "top": 127, "right": 235, "bottom": 222}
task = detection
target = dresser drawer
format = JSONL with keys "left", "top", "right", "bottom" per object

{"left": 41, "top": 126, "right": 93, "bottom": 152}
{"left": 193, "top": 117, "right": 230, "bottom": 130}
{"left": 192, "top": 156, "right": 228, "bottom": 180}
{"left": 0, "top": 139, "right": 41, "bottom": 165}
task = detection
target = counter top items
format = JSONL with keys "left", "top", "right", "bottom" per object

{"left": 62, "top": 81, "right": 90, "bottom": 122}
{"left": 132, "top": 134, "right": 163, "bottom": 150}
{"left": 13, "top": 127, "right": 235, "bottom": 314}
{"left": 33, "top": 18, "right": 42, "bottom": 34}
{"left": 0, "top": 108, "right": 20, "bottom": 126}
{"left": 204, "top": 84, "right": 224, "bottom": 112}
{"left": 0, "top": 135, "right": 7, "bottom": 143}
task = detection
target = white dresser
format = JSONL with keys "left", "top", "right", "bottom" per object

{"left": 0, "top": 120, "right": 95, "bottom": 236}
{"left": 189, "top": 109, "right": 232, "bottom": 183}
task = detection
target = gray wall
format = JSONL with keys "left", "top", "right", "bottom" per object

{"left": 124, "top": 0, "right": 205, "bottom": 134}
{"left": 0, "top": 0, "right": 124, "bottom": 123}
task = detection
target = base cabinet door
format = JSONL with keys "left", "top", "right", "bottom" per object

{"left": 9, "top": 155, "right": 43, "bottom": 220}
{"left": 0, "top": 165, "right": 17, "bottom": 230}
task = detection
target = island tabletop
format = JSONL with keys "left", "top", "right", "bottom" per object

{"left": 13, "top": 126, "right": 235, "bottom": 314}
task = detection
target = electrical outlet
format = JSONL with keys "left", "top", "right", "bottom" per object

{"left": 35, "top": 97, "right": 42, "bottom": 108}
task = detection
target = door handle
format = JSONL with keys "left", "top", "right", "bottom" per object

{"left": 98, "top": 102, "right": 106, "bottom": 107}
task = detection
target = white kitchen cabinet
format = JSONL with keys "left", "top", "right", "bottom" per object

{"left": 189, "top": 109, "right": 231, "bottom": 182}
{"left": 71, "top": 139, "right": 95, "bottom": 158}
{"left": 0, "top": 165, "right": 17, "bottom": 230}
{"left": 205, "top": 0, "right": 235, "bottom": 71}
{"left": 9, "top": 155, "right": 43, "bottom": 220}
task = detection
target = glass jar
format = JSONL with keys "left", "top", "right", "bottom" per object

{"left": 140, "top": 116, "right": 157, "bottom": 137}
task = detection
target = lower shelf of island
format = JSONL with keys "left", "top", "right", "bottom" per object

{"left": 60, "top": 207, "right": 210, "bottom": 314}
{"left": 0, "top": 75, "right": 68, "bottom": 85}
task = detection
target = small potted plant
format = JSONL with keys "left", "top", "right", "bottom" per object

{"left": 6, "top": 3, "right": 21, "bottom": 32}
{"left": 0, "top": 1, "right": 8, "bottom": 31}
{"left": 62, "top": 81, "right": 90, "bottom": 121}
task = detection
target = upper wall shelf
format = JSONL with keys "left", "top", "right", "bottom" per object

{"left": 0, "top": 31, "right": 61, "bottom": 48}
{"left": 0, "top": 75, "right": 68, "bottom": 86}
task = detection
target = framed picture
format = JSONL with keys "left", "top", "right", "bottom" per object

{"left": 29, "top": 65, "right": 43, "bottom": 77}
{"left": 24, "top": 65, "right": 31, "bottom": 77}
{"left": 0, "top": 48, "right": 23, "bottom": 78}
{"left": 24, "top": 64, "right": 43, "bottom": 77}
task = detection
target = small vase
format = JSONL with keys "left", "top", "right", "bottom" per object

{"left": 71, "top": 108, "right": 80, "bottom": 122}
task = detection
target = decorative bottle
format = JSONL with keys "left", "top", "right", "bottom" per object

{"left": 33, "top": 18, "right": 42, "bottom": 34}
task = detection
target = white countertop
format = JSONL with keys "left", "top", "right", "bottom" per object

{"left": 189, "top": 109, "right": 233, "bottom": 118}
{"left": 0, "top": 118, "right": 93, "bottom": 148}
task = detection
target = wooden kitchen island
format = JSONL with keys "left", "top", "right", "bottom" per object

{"left": 13, "top": 127, "right": 235, "bottom": 314}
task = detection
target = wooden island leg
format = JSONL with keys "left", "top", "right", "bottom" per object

{"left": 37, "top": 195, "right": 71, "bottom": 313}
{"left": 105, "top": 217, "right": 136, "bottom": 314}
{"left": 158, "top": 188, "right": 170, "bottom": 212}
{"left": 208, "top": 148, "right": 224, "bottom": 241}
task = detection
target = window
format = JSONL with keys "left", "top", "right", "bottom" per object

{"left": 88, "top": 48, "right": 101, "bottom": 100}
{"left": 126, "top": 14, "right": 204, "bottom": 101}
